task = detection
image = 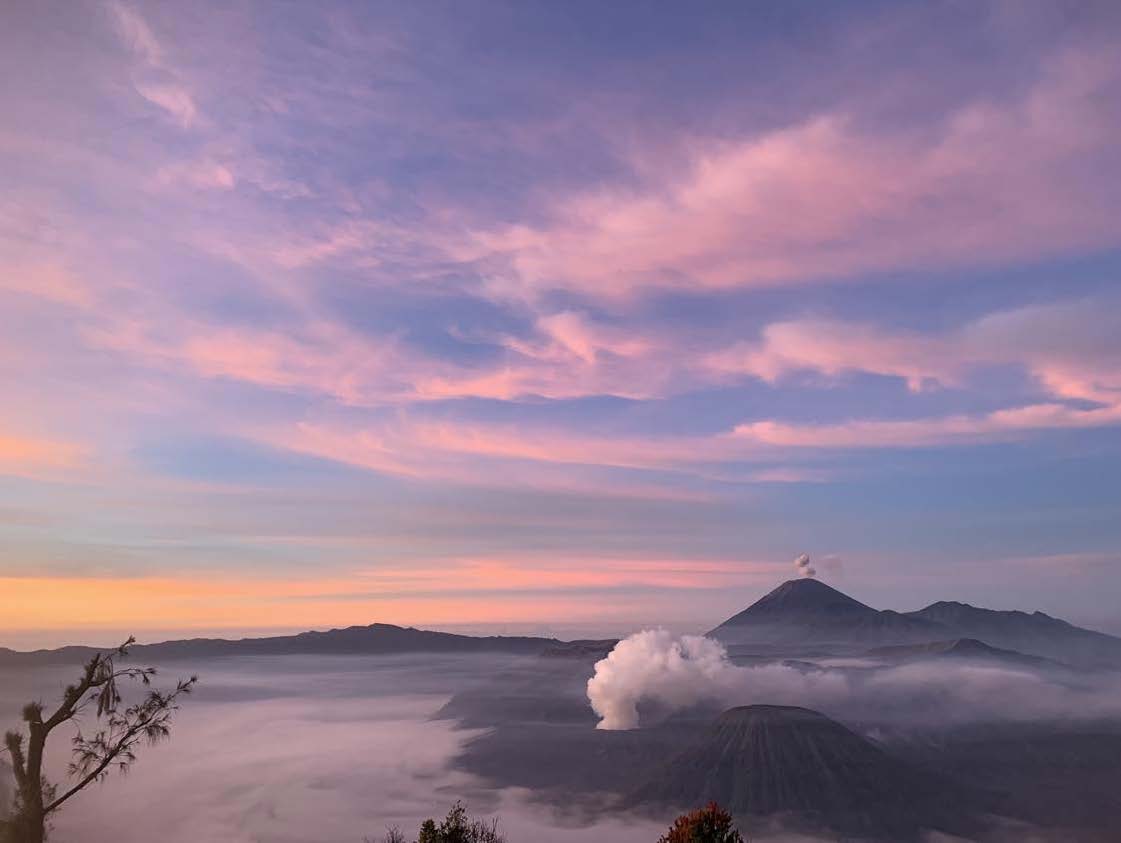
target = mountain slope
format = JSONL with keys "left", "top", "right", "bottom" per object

{"left": 631, "top": 705, "right": 983, "bottom": 838}
{"left": 718, "top": 578, "right": 876, "bottom": 623}
{"left": 905, "top": 602, "right": 1121, "bottom": 669}
{"left": 709, "top": 579, "right": 945, "bottom": 651}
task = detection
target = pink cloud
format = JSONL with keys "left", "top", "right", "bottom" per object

{"left": 134, "top": 81, "right": 198, "bottom": 127}
{"left": 733, "top": 401, "right": 1121, "bottom": 449}
{"left": 250, "top": 417, "right": 759, "bottom": 500}
{"left": 108, "top": 2, "right": 200, "bottom": 129}
{"left": 88, "top": 299, "right": 678, "bottom": 406}
{"left": 414, "top": 313, "right": 668, "bottom": 402}
{"left": 155, "top": 158, "right": 236, "bottom": 190}
{"left": 744, "top": 467, "right": 834, "bottom": 484}
{"left": 352, "top": 556, "right": 782, "bottom": 593}
{"left": 86, "top": 316, "right": 415, "bottom": 407}
{"left": 0, "top": 429, "right": 86, "bottom": 477}
{"left": 708, "top": 297, "right": 1121, "bottom": 407}
{"left": 966, "top": 299, "right": 1121, "bottom": 404}
{"left": 268, "top": 419, "right": 717, "bottom": 477}
{"left": 259, "top": 390, "right": 1121, "bottom": 486}
{"left": 464, "top": 48, "right": 1121, "bottom": 301}
{"left": 107, "top": 2, "right": 164, "bottom": 67}
{"left": 707, "top": 319, "right": 953, "bottom": 391}
{"left": 519, "top": 310, "right": 652, "bottom": 364}
{"left": 0, "top": 261, "right": 94, "bottom": 308}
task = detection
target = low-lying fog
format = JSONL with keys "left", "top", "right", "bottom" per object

{"left": 589, "top": 630, "right": 1121, "bottom": 730}
{"left": 6, "top": 636, "right": 1121, "bottom": 842}
{"left": 0, "top": 654, "right": 668, "bottom": 843}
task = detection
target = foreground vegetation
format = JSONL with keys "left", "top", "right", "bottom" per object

{"left": 1, "top": 640, "right": 195, "bottom": 843}
{"left": 369, "top": 801, "right": 746, "bottom": 843}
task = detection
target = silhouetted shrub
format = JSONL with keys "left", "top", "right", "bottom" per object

{"left": 657, "top": 802, "right": 745, "bottom": 843}
{"left": 369, "top": 802, "right": 505, "bottom": 843}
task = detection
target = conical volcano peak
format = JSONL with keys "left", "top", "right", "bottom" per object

{"left": 709, "top": 577, "right": 945, "bottom": 647}
{"left": 733, "top": 578, "right": 873, "bottom": 619}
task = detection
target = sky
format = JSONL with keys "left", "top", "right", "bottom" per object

{"left": 2, "top": 0, "right": 1120, "bottom": 646}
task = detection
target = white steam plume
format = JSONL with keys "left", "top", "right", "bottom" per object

{"left": 587, "top": 631, "right": 1121, "bottom": 730}
{"left": 793, "top": 553, "right": 816, "bottom": 578}
{"left": 586, "top": 630, "right": 730, "bottom": 730}
{"left": 586, "top": 630, "right": 848, "bottom": 729}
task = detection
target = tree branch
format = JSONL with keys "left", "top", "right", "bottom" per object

{"left": 44, "top": 676, "right": 195, "bottom": 815}
{"left": 43, "top": 750, "right": 117, "bottom": 815}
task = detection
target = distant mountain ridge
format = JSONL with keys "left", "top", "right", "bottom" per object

{"left": 710, "top": 578, "right": 1121, "bottom": 668}
{"left": 0, "top": 623, "right": 558, "bottom": 666}
{"left": 903, "top": 600, "right": 1121, "bottom": 667}
{"left": 867, "top": 637, "right": 1065, "bottom": 670}
{"left": 8, "top": 579, "right": 1121, "bottom": 670}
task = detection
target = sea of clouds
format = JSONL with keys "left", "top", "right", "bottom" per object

{"left": 0, "top": 654, "right": 668, "bottom": 843}
{"left": 587, "top": 629, "right": 1121, "bottom": 730}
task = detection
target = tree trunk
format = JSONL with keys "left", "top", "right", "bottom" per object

{"left": 18, "top": 722, "right": 46, "bottom": 843}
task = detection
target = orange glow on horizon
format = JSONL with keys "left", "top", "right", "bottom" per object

{"left": 0, "top": 557, "right": 780, "bottom": 638}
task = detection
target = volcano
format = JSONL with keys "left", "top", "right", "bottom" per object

{"left": 709, "top": 578, "right": 942, "bottom": 652}
{"left": 631, "top": 705, "right": 982, "bottom": 838}
{"left": 709, "top": 578, "right": 1121, "bottom": 668}
{"left": 722, "top": 577, "right": 874, "bottom": 620}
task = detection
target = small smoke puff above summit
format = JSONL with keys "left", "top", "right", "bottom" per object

{"left": 794, "top": 553, "right": 816, "bottom": 579}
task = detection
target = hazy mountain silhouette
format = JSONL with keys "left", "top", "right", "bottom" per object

{"left": 710, "top": 578, "right": 1121, "bottom": 668}
{"left": 868, "top": 637, "right": 1066, "bottom": 670}
{"left": 630, "top": 704, "right": 984, "bottom": 839}
{"left": 709, "top": 579, "right": 945, "bottom": 651}
{"left": 8, "top": 579, "right": 1121, "bottom": 672}
{"left": 0, "top": 623, "right": 557, "bottom": 666}
{"left": 904, "top": 601, "right": 1121, "bottom": 669}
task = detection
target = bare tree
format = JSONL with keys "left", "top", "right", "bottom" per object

{"left": 2, "top": 638, "right": 196, "bottom": 843}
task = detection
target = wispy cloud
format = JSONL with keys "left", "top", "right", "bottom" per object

{"left": 154, "top": 158, "right": 235, "bottom": 190}
{"left": 106, "top": 1, "right": 164, "bottom": 66}
{"left": 710, "top": 297, "right": 1121, "bottom": 402}
{"left": 733, "top": 403, "right": 1121, "bottom": 449}
{"left": 465, "top": 47, "right": 1121, "bottom": 301}
{"left": 108, "top": 1, "right": 200, "bottom": 127}
{"left": 2, "top": 1, "right": 1121, "bottom": 638}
